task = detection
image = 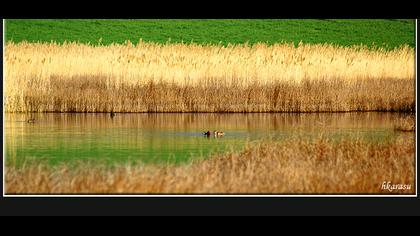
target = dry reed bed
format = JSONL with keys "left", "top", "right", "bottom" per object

{"left": 5, "top": 42, "right": 415, "bottom": 112}
{"left": 6, "top": 136, "right": 415, "bottom": 194}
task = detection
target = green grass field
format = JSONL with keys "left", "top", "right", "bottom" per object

{"left": 5, "top": 19, "right": 415, "bottom": 48}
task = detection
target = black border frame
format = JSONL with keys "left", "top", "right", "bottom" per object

{"left": 1, "top": 197, "right": 420, "bottom": 216}
{"left": 1, "top": 3, "right": 419, "bottom": 216}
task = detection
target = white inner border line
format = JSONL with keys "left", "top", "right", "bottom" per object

{"left": 2, "top": 19, "right": 418, "bottom": 197}
{"left": 3, "top": 18, "right": 5, "bottom": 197}
{"left": 415, "top": 18, "right": 418, "bottom": 197}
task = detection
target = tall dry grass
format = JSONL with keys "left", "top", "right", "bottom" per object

{"left": 5, "top": 136, "right": 415, "bottom": 194}
{"left": 5, "top": 41, "right": 415, "bottom": 112}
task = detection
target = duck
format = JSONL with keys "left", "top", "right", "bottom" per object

{"left": 214, "top": 130, "right": 225, "bottom": 136}
{"left": 27, "top": 118, "right": 35, "bottom": 123}
{"left": 110, "top": 111, "right": 116, "bottom": 118}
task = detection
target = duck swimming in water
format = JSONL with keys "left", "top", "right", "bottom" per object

{"left": 27, "top": 118, "right": 35, "bottom": 123}
{"left": 203, "top": 130, "right": 225, "bottom": 137}
{"left": 214, "top": 130, "right": 225, "bottom": 136}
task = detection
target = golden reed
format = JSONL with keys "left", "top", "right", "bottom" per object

{"left": 5, "top": 41, "right": 415, "bottom": 112}
{"left": 6, "top": 136, "right": 415, "bottom": 194}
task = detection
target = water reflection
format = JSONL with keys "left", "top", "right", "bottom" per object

{"left": 5, "top": 112, "right": 413, "bottom": 166}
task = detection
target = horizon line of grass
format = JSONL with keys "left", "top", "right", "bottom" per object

{"left": 6, "top": 39, "right": 415, "bottom": 51}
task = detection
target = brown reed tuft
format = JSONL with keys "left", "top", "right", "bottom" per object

{"left": 394, "top": 114, "right": 415, "bottom": 132}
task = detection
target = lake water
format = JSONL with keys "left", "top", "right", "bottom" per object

{"left": 4, "top": 112, "right": 413, "bottom": 166}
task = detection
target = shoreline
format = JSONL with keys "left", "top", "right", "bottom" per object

{"left": 5, "top": 136, "right": 415, "bottom": 194}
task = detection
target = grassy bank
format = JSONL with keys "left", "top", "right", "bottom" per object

{"left": 6, "top": 135, "right": 415, "bottom": 194}
{"left": 5, "top": 42, "right": 415, "bottom": 113}
{"left": 5, "top": 19, "right": 415, "bottom": 48}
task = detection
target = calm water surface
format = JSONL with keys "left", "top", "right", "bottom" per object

{"left": 5, "top": 113, "right": 413, "bottom": 165}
